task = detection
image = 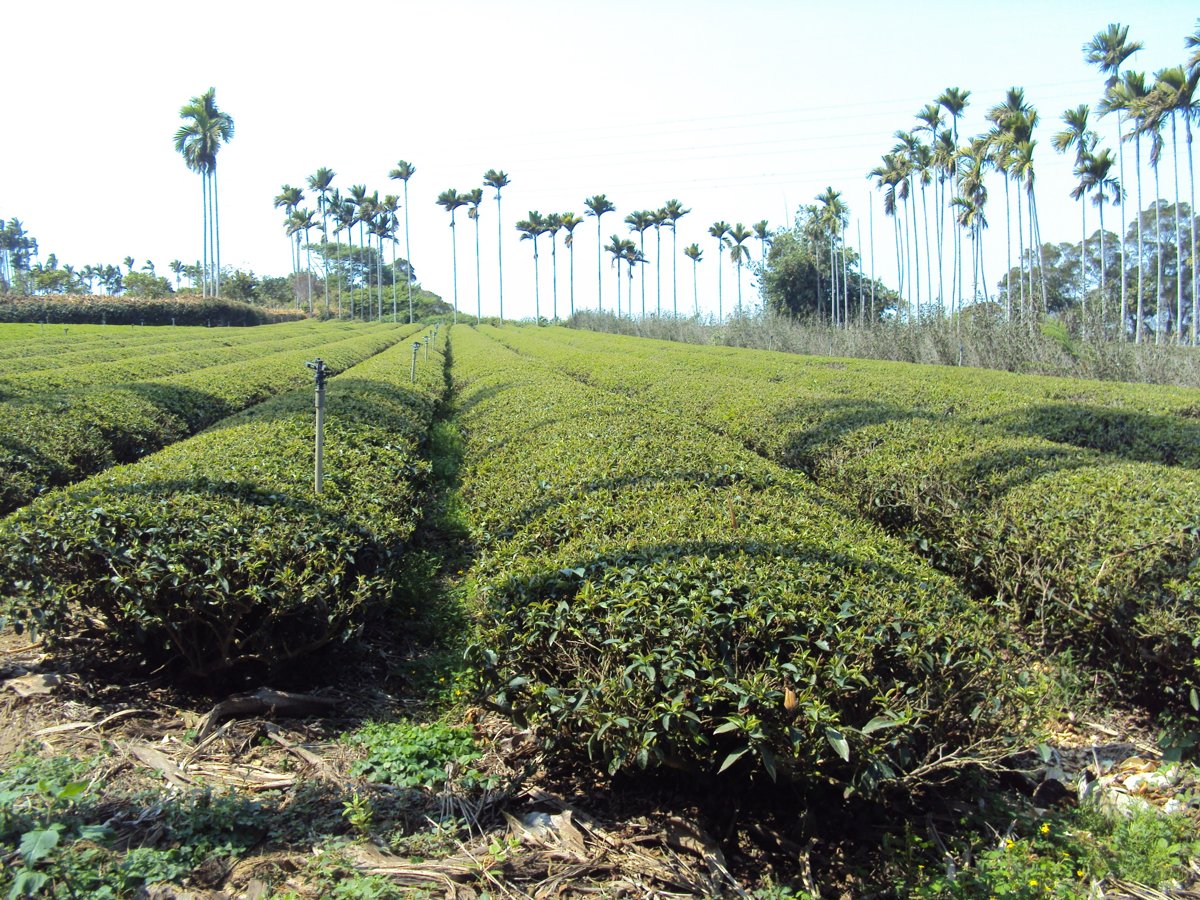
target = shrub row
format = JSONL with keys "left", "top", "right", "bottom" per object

{"left": 0, "top": 324, "right": 416, "bottom": 515}
{"left": 486, "top": 326, "right": 1200, "bottom": 714}
{"left": 0, "top": 327, "right": 447, "bottom": 678}
{"left": 504, "top": 326, "right": 1200, "bottom": 469}
{"left": 0, "top": 320, "right": 321, "bottom": 376}
{"left": 0, "top": 294, "right": 305, "bottom": 326}
{"left": 0, "top": 322, "right": 360, "bottom": 397}
{"left": 453, "top": 325, "right": 1034, "bottom": 792}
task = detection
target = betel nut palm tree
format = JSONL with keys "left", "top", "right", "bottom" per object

{"left": 684, "top": 243, "right": 703, "bottom": 317}
{"left": 1087, "top": 23, "right": 1142, "bottom": 338}
{"left": 465, "top": 187, "right": 484, "bottom": 320}
{"left": 389, "top": 160, "right": 417, "bottom": 322}
{"left": 308, "top": 167, "right": 336, "bottom": 313}
{"left": 483, "top": 169, "right": 510, "bottom": 321}
{"left": 662, "top": 199, "right": 690, "bottom": 316}
{"left": 436, "top": 188, "right": 467, "bottom": 323}
{"left": 175, "top": 88, "right": 234, "bottom": 298}
{"left": 516, "top": 211, "right": 548, "bottom": 323}
{"left": 560, "top": 211, "right": 584, "bottom": 317}
{"left": 708, "top": 221, "right": 731, "bottom": 321}
{"left": 584, "top": 195, "right": 616, "bottom": 312}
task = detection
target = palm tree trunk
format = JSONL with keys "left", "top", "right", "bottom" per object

{"left": 1171, "top": 115, "right": 1184, "bottom": 343}
{"left": 1135, "top": 133, "right": 1145, "bottom": 343}
{"left": 475, "top": 216, "right": 482, "bottom": 320}
{"left": 569, "top": 241, "right": 575, "bottom": 317}
{"left": 335, "top": 231, "right": 343, "bottom": 316}
{"left": 1099, "top": 200, "right": 1107, "bottom": 334}
{"left": 672, "top": 226, "right": 679, "bottom": 317}
{"left": 869, "top": 193, "right": 876, "bottom": 320}
{"left": 496, "top": 192, "right": 504, "bottom": 322}
{"left": 1031, "top": 187, "right": 1049, "bottom": 316}
{"left": 920, "top": 179, "right": 932, "bottom": 317}
{"left": 692, "top": 257, "right": 699, "bottom": 317}
{"left": 1003, "top": 174, "right": 1012, "bottom": 320}
{"left": 1117, "top": 114, "right": 1128, "bottom": 340}
{"left": 200, "top": 172, "right": 209, "bottom": 298}
{"left": 1016, "top": 177, "right": 1026, "bottom": 321}
{"left": 551, "top": 238, "right": 559, "bottom": 321}
{"left": 596, "top": 220, "right": 604, "bottom": 314}
{"left": 213, "top": 168, "right": 221, "bottom": 298}
{"left": 1187, "top": 116, "right": 1197, "bottom": 346}
{"left": 1079, "top": 196, "right": 1088, "bottom": 337}
{"left": 450, "top": 216, "right": 459, "bottom": 324}
{"left": 639, "top": 232, "right": 646, "bottom": 319}
{"left": 655, "top": 227, "right": 662, "bottom": 316}
{"left": 1154, "top": 165, "right": 1163, "bottom": 344}
{"left": 716, "top": 242, "right": 723, "bottom": 322}
{"left": 533, "top": 239, "right": 540, "bottom": 322}
{"left": 404, "top": 182, "right": 413, "bottom": 324}
{"left": 910, "top": 181, "right": 921, "bottom": 317}
{"left": 391, "top": 240, "right": 397, "bottom": 323}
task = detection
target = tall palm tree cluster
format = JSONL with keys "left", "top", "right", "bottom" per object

{"left": 854, "top": 20, "right": 1200, "bottom": 343}
{"left": 437, "top": 172, "right": 763, "bottom": 324}
{"left": 272, "top": 161, "right": 416, "bottom": 322}
{"left": 173, "top": 88, "right": 234, "bottom": 299}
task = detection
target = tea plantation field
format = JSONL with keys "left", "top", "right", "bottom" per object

{"left": 0, "top": 321, "right": 1196, "bottom": 897}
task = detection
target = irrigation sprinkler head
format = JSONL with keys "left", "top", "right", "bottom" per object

{"left": 306, "top": 358, "right": 328, "bottom": 388}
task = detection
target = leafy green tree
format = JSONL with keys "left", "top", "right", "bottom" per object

{"left": 585, "top": 195, "right": 616, "bottom": 312}
{"left": 484, "top": 169, "right": 509, "bottom": 320}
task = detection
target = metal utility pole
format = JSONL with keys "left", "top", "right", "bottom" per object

{"left": 411, "top": 341, "right": 421, "bottom": 383}
{"left": 424, "top": 333, "right": 430, "bottom": 361}
{"left": 306, "top": 358, "right": 327, "bottom": 493}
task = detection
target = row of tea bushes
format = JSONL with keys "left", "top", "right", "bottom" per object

{"left": 520, "top": 326, "right": 1200, "bottom": 469}
{"left": 488, "top": 326, "right": 1200, "bottom": 714}
{"left": 0, "top": 328, "right": 447, "bottom": 678}
{"left": 0, "top": 294, "right": 306, "bottom": 326}
{"left": 0, "top": 325, "right": 416, "bottom": 515}
{"left": 453, "top": 325, "right": 1035, "bottom": 793}
{"left": 0, "top": 319, "right": 326, "bottom": 378}
{"left": 0, "top": 322, "right": 359, "bottom": 396}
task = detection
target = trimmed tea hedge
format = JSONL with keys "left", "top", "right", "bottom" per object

{"left": 487, "top": 326, "right": 1200, "bottom": 713}
{"left": 0, "top": 320, "right": 322, "bottom": 379}
{"left": 0, "top": 327, "right": 446, "bottom": 677}
{"left": 0, "top": 324, "right": 416, "bottom": 515}
{"left": 0, "top": 322, "right": 355, "bottom": 396}
{"left": 454, "top": 326, "right": 1033, "bottom": 792}
{"left": 502, "top": 325, "right": 1200, "bottom": 469}
{"left": 0, "top": 293, "right": 305, "bottom": 326}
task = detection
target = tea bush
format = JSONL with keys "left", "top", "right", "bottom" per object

{"left": 454, "top": 326, "right": 1035, "bottom": 792}
{"left": 490, "top": 326, "right": 1200, "bottom": 714}
{"left": 0, "top": 328, "right": 445, "bottom": 677}
{"left": 0, "top": 323, "right": 414, "bottom": 515}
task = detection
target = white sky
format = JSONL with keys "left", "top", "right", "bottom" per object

{"left": 2, "top": 1, "right": 1196, "bottom": 321}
